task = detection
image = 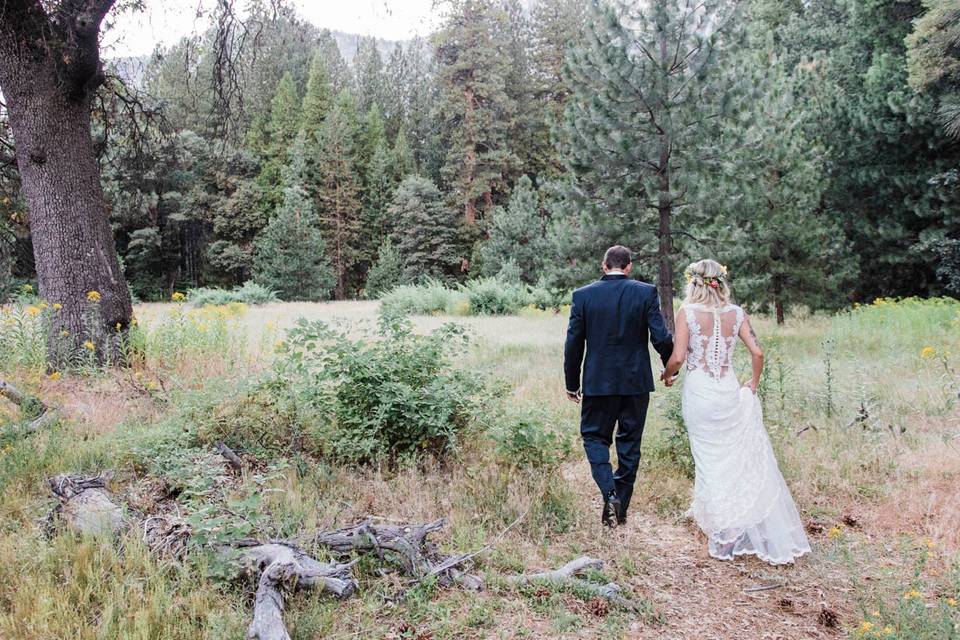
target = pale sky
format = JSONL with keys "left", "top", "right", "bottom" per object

{"left": 103, "top": 0, "right": 441, "bottom": 58}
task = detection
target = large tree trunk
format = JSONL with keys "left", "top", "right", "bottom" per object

{"left": 0, "top": 0, "right": 132, "bottom": 366}
{"left": 655, "top": 29, "right": 675, "bottom": 332}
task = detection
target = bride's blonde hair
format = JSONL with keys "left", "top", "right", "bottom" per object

{"left": 683, "top": 259, "right": 731, "bottom": 307}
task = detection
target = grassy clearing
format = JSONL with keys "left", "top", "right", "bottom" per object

{"left": 0, "top": 297, "right": 957, "bottom": 639}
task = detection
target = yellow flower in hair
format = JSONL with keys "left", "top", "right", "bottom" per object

{"left": 52, "top": 303, "right": 62, "bottom": 310}
{"left": 86, "top": 291, "right": 101, "bottom": 302}
{"left": 82, "top": 340, "right": 95, "bottom": 351}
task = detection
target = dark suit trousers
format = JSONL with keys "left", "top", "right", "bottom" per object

{"left": 580, "top": 394, "right": 650, "bottom": 512}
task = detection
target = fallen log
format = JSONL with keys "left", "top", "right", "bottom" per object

{"left": 0, "top": 377, "right": 56, "bottom": 433}
{"left": 215, "top": 441, "right": 244, "bottom": 470}
{"left": 235, "top": 541, "right": 358, "bottom": 640}
{"left": 46, "top": 472, "right": 126, "bottom": 536}
{"left": 313, "top": 518, "right": 483, "bottom": 589}
{"left": 506, "top": 556, "right": 641, "bottom": 611}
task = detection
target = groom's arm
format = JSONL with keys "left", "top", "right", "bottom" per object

{"left": 563, "top": 291, "right": 586, "bottom": 395}
{"left": 646, "top": 288, "right": 674, "bottom": 367}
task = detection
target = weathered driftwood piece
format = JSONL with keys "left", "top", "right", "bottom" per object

{"left": 234, "top": 541, "right": 358, "bottom": 640}
{"left": 313, "top": 518, "right": 483, "bottom": 589}
{"left": 0, "top": 377, "right": 56, "bottom": 432}
{"left": 506, "top": 556, "right": 640, "bottom": 611}
{"left": 47, "top": 472, "right": 125, "bottom": 536}
{"left": 215, "top": 441, "right": 244, "bottom": 470}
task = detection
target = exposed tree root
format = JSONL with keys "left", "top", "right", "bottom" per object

{"left": 41, "top": 471, "right": 632, "bottom": 635}
{"left": 506, "top": 556, "right": 641, "bottom": 611}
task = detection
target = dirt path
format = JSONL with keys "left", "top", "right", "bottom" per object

{"left": 552, "top": 461, "right": 847, "bottom": 640}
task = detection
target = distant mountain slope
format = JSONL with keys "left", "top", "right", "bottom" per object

{"left": 105, "top": 29, "right": 406, "bottom": 89}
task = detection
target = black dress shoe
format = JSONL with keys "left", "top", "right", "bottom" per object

{"left": 602, "top": 494, "right": 621, "bottom": 528}
{"left": 616, "top": 506, "right": 627, "bottom": 526}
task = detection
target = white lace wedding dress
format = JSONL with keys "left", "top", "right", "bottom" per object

{"left": 682, "top": 303, "right": 811, "bottom": 565}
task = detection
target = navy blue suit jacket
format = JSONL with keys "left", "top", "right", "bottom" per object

{"left": 564, "top": 274, "right": 674, "bottom": 396}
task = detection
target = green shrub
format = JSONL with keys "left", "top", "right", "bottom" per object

{"left": 379, "top": 279, "right": 466, "bottom": 316}
{"left": 493, "top": 409, "right": 573, "bottom": 468}
{"left": 460, "top": 277, "right": 530, "bottom": 315}
{"left": 649, "top": 387, "right": 694, "bottom": 479}
{"left": 275, "top": 312, "right": 489, "bottom": 465}
{"left": 187, "top": 282, "right": 278, "bottom": 307}
{"left": 192, "top": 381, "right": 311, "bottom": 457}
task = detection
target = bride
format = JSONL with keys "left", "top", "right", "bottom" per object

{"left": 660, "top": 259, "right": 811, "bottom": 565}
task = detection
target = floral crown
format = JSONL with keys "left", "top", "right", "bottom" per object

{"left": 684, "top": 264, "right": 728, "bottom": 289}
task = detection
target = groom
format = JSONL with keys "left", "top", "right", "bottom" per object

{"left": 564, "top": 245, "right": 674, "bottom": 527}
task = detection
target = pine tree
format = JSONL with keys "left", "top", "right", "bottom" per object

{"left": 389, "top": 175, "right": 464, "bottom": 282}
{"left": 434, "top": 0, "right": 519, "bottom": 226}
{"left": 314, "top": 92, "right": 364, "bottom": 300}
{"left": 300, "top": 50, "right": 334, "bottom": 138}
{"left": 392, "top": 128, "right": 416, "bottom": 179}
{"left": 317, "top": 30, "right": 353, "bottom": 93}
{"left": 364, "top": 141, "right": 397, "bottom": 244}
{"left": 365, "top": 237, "right": 405, "bottom": 297}
{"left": 253, "top": 136, "right": 335, "bottom": 300}
{"left": 712, "top": 66, "right": 856, "bottom": 321}
{"left": 560, "top": 0, "right": 741, "bottom": 328}
{"left": 480, "top": 175, "right": 547, "bottom": 283}
{"left": 528, "top": 0, "right": 588, "bottom": 176}
{"left": 355, "top": 36, "right": 388, "bottom": 116}
{"left": 255, "top": 71, "right": 303, "bottom": 214}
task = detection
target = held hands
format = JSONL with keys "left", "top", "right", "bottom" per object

{"left": 660, "top": 370, "right": 679, "bottom": 387}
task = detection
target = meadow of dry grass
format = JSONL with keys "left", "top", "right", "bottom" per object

{"left": 0, "top": 297, "right": 958, "bottom": 639}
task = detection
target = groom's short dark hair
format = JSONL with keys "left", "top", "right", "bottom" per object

{"left": 603, "top": 245, "right": 632, "bottom": 269}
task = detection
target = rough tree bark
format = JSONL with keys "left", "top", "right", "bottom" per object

{"left": 0, "top": 0, "right": 133, "bottom": 365}
{"left": 655, "top": 27, "right": 676, "bottom": 332}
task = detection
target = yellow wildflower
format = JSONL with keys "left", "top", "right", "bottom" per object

{"left": 171, "top": 291, "right": 186, "bottom": 303}
{"left": 882, "top": 627, "right": 893, "bottom": 636}
{"left": 21, "top": 284, "right": 32, "bottom": 292}
{"left": 920, "top": 346, "right": 936, "bottom": 359}
{"left": 827, "top": 525, "right": 843, "bottom": 540}
{"left": 948, "top": 598, "right": 957, "bottom": 607}
{"left": 274, "top": 340, "right": 285, "bottom": 350}
{"left": 903, "top": 589, "right": 922, "bottom": 601}
{"left": 39, "top": 301, "right": 48, "bottom": 309}
{"left": 25, "top": 305, "right": 40, "bottom": 316}
{"left": 59, "top": 330, "right": 69, "bottom": 337}
{"left": 131, "top": 318, "right": 138, "bottom": 326}
{"left": 858, "top": 621, "right": 874, "bottom": 633}
{"left": 47, "top": 371, "right": 61, "bottom": 381}
{"left": 86, "top": 290, "right": 101, "bottom": 302}
{"left": 52, "top": 303, "right": 62, "bottom": 310}
{"left": 923, "top": 538, "right": 935, "bottom": 549}
{"left": 870, "top": 611, "right": 880, "bottom": 617}
{"left": 82, "top": 340, "right": 95, "bottom": 351}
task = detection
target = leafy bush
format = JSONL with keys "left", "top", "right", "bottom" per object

{"left": 379, "top": 279, "right": 467, "bottom": 316}
{"left": 649, "top": 387, "right": 694, "bottom": 479}
{"left": 192, "top": 381, "right": 311, "bottom": 457}
{"left": 493, "top": 409, "right": 573, "bottom": 468}
{"left": 460, "top": 277, "right": 530, "bottom": 315}
{"left": 187, "top": 281, "right": 278, "bottom": 307}
{"left": 275, "top": 312, "right": 489, "bottom": 464}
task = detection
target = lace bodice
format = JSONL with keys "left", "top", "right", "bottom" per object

{"left": 684, "top": 303, "right": 745, "bottom": 379}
